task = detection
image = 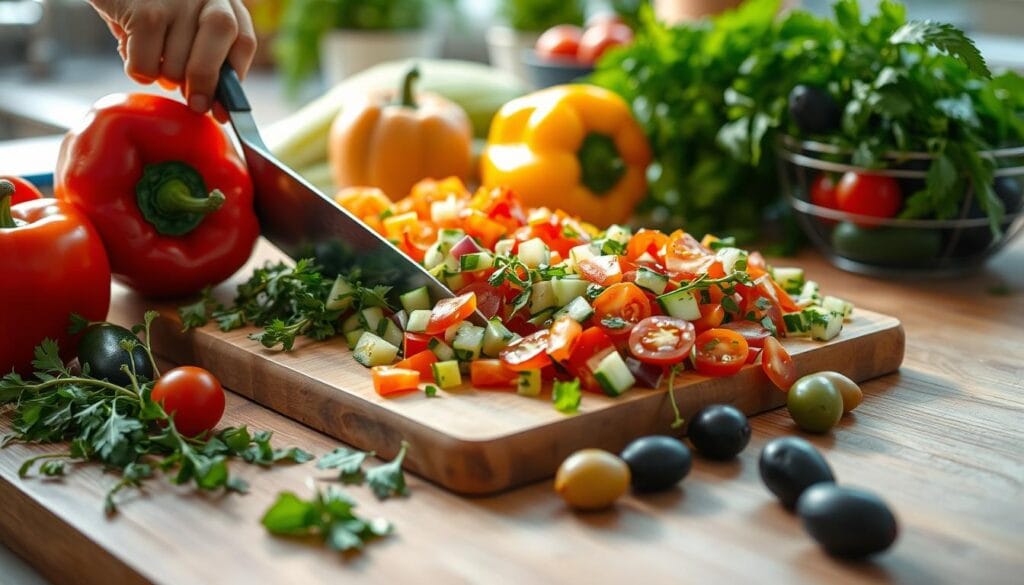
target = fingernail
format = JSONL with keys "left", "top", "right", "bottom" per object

{"left": 189, "top": 94, "right": 209, "bottom": 113}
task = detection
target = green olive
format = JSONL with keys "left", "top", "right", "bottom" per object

{"left": 788, "top": 374, "right": 844, "bottom": 433}
{"left": 817, "top": 371, "right": 863, "bottom": 414}
{"left": 555, "top": 449, "right": 631, "bottom": 510}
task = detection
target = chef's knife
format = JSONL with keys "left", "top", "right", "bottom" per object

{"left": 214, "top": 66, "right": 483, "bottom": 323}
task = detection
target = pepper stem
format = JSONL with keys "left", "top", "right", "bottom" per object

{"left": 156, "top": 180, "right": 225, "bottom": 215}
{"left": 399, "top": 66, "right": 420, "bottom": 109}
{"left": 136, "top": 161, "right": 224, "bottom": 236}
{"left": 577, "top": 133, "right": 627, "bottom": 196}
{"left": 0, "top": 180, "right": 15, "bottom": 228}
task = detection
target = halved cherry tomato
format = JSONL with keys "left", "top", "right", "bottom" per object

{"left": 371, "top": 366, "right": 420, "bottom": 396}
{"left": 470, "top": 359, "right": 519, "bottom": 388}
{"left": 547, "top": 316, "right": 583, "bottom": 362}
{"left": 425, "top": 292, "right": 476, "bottom": 335}
{"left": 457, "top": 282, "right": 504, "bottom": 320}
{"left": 627, "top": 316, "right": 695, "bottom": 366}
{"left": 566, "top": 326, "right": 615, "bottom": 392}
{"left": 626, "top": 229, "right": 669, "bottom": 264}
{"left": 746, "top": 347, "right": 762, "bottom": 364}
{"left": 536, "top": 24, "right": 583, "bottom": 60}
{"left": 666, "top": 231, "right": 716, "bottom": 277}
{"left": 500, "top": 330, "right": 552, "bottom": 371}
{"left": 403, "top": 332, "right": 433, "bottom": 357}
{"left": 592, "top": 282, "right": 652, "bottom": 339}
{"left": 395, "top": 350, "right": 438, "bottom": 382}
{"left": 719, "top": 321, "right": 771, "bottom": 348}
{"left": 577, "top": 255, "right": 623, "bottom": 286}
{"left": 693, "top": 328, "right": 749, "bottom": 377}
{"left": 761, "top": 337, "right": 797, "bottom": 391}
{"left": 151, "top": 366, "right": 225, "bottom": 437}
{"left": 692, "top": 302, "right": 725, "bottom": 332}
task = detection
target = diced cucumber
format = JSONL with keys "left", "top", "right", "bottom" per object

{"left": 550, "top": 277, "right": 591, "bottom": 307}
{"left": 352, "top": 332, "right": 399, "bottom": 367}
{"left": 400, "top": 286, "right": 431, "bottom": 313}
{"left": 482, "top": 318, "right": 515, "bottom": 357}
{"left": 423, "top": 242, "right": 445, "bottom": 270}
{"left": 494, "top": 238, "right": 515, "bottom": 257}
{"left": 428, "top": 337, "right": 456, "bottom": 361}
{"left": 517, "top": 369, "right": 542, "bottom": 397}
{"left": 799, "top": 280, "right": 822, "bottom": 305}
{"left": 783, "top": 312, "right": 810, "bottom": 337}
{"left": 444, "top": 252, "right": 461, "bottom": 273}
{"left": 460, "top": 251, "right": 494, "bottom": 272}
{"left": 518, "top": 237, "right": 550, "bottom": 268}
{"left": 341, "top": 312, "right": 362, "bottom": 334}
{"left": 431, "top": 360, "right": 462, "bottom": 389}
{"left": 569, "top": 243, "right": 596, "bottom": 265}
{"left": 716, "top": 247, "right": 749, "bottom": 274}
{"left": 657, "top": 288, "right": 701, "bottom": 321}
{"left": 438, "top": 229, "right": 466, "bottom": 253}
{"left": 326, "top": 276, "right": 355, "bottom": 311}
{"left": 803, "top": 307, "right": 844, "bottom": 341}
{"left": 444, "top": 271, "right": 467, "bottom": 291}
{"left": 359, "top": 307, "right": 386, "bottom": 335}
{"left": 344, "top": 328, "right": 365, "bottom": 350}
{"left": 405, "top": 309, "right": 431, "bottom": 333}
{"left": 592, "top": 351, "right": 636, "bottom": 397}
{"left": 604, "top": 224, "right": 632, "bottom": 245}
{"left": 452, "top": 322, "right": 485, "bottom": 361}
{"left": 528, "top": 281, "right": 556, "bottom": 314}
{"left": 527, "top": 308, "right": 555, "bottom": 328}
{"left": 772, "top": 267, "right": 806, "bottom": 295}
{"left": 430, "top": 196, "right": 458, "bottom": 224}
{"left": 634, "top": 267, "right": 669, "bottom": 295}
{"left": 552, "top": 296, "right": 594, "bottom": 323}
{"left": 381, "top": 319, "right": 403, "bottom": 349}
{"left": 444, "top": 322, "right": 461, "bottom": 344}
{"left": 821, "top": 295, "right": 854, "bottom": 319}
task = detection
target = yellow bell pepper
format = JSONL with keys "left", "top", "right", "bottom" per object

{"left": 480, "top": 84, "right": 652, "bottom": 228}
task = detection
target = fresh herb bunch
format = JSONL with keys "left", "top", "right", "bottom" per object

{"left": 180, "top": 259, "right": 393, "bottom": 351}
{"left": 262, "top": 482, "right": 394, "bottom": 553}
{"left": 592, "top": 0, "right": 1024, "bottom": 241}
{"left": 499, "top": 0, "right": 585, "bottom": 32}
{"left": 0, "top": 313, "right": 313, "bottom": 514}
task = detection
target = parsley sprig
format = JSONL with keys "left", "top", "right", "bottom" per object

{"left": 261, "top": 482, "right": 394, "bottom": 553}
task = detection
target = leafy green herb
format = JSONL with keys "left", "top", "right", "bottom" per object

{"left": 424, "top": 384, "right": 440, "bottom": 398}
{"left": 600, "top": 316, "right": 629, "bottom": 330}
{"left": 552, "top": 379, "right": 582, "bottom": 414}
{"left": 317, "top": 446, "right": 373, "bottom": 484}
{"left": 261, "top": 484, "right": 393, "bottom": 553}
{"left": 365, "top": 441, "right": 409, "bottom": 500}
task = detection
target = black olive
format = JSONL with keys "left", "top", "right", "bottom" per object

{"left": 759, "top": 437, "right": 835, "bottom": 509}
{"left": 620, "top": 435, "right": 692, "bottom": 492}
{"left": 788, "top": 85, "right": 841, "bottom": 135}
{"left": 77, "top": 324, "right": 153, "bottom": 386}
{"left": 687, "top": 404, "right": 751, "bottom": 460}
{"left": 797, "top": 484, "right": 899, "bottom": 559}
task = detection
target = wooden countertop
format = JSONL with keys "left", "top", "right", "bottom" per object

{"left": 1, "top": 241, "right": 1022, "bottom": 585}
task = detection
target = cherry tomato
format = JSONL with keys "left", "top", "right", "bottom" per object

{"left": 536, "top": 24, "right": 584, "bottom": 60}
{"left": 2, "top": 176, "right": 44, "bottom": 205}
{"left": 577, "top": 255, "right": 623, "bottom": 286}
{"left": 719, "top": 321, "right": 771, "bottom": 348}
{"left": 626, "top": 229, "right": 669, "bottom": 265}
{"left": 577, "top": 21, "right": 634, "bottom": 64}
{"left": 395, "top": 350, "right": 438, "bottom": 382}
{"left": 665, "top": 231, "right": 715, "bottom": 277}
{"left": 547, "top": 316, "right": 583, "bottom": 362}
{"left": 692, "top": 302, "right": 725, "bottom": 332}
{"left": 371, "top": 366, "right": 420, "bottom": 397}
{"left": 811, "top": 173, "right": 839, "bottom": 209}
{"left": 835, "top": 172, "right": 902, "bottom": 218}
{"left": 470, "top": 359, "right": 519, "bottom": 388}
{"left": 151, "top": 366, "right": 226, "bottom": 437}
{"left": 403, "top": 332, "right": 432, "bottom": 357}
{"left": 500, "top": 330, "right": 552, "bottom": 371}
{"left": 425, "top": 292, "right": 477, "bottom": 335}
{"left": 457, "top": 282, "right": 503, "bottom": 320}
{"left": 761, "top": 337, "right": 797, "bottom": 391}
{"left": 628, "top": 316, "right": 695, "bottom": 366}
{"left": 592, "top": 282, "right": 652, "bottom": 338}
{"left": 567, "top": 327, "right": 616, "bottom": 392}
{"left": 693, "top": 329, "right": 750, "bottom": 377}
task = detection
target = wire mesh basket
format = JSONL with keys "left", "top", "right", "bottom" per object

{"left": 777, "top": 136, "right": 1024, "bottom": 278}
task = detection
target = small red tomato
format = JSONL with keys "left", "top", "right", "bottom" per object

{"left": 811, "top": 173, "right": 839, "bottom": 209}
{"left": 577, "top": 22, "right": 634, "bottom": 64}
{"left": 761, "top": 337, "right": 797, "bottom": 391}
{"left": 835, "top": 172, "right": 902, "bottom": 219}
{"left": 151, "top": 366, "right": 226, "bottom": 437}
{"left": 536, "top": 24, "right": 584, "bottom": 60}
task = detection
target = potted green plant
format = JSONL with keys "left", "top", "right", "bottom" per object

{"left": 487, "top": 0, "right": 585, "bottom": 83}
{"left": 275, "top": 0, "right": 443, "bottom": 93}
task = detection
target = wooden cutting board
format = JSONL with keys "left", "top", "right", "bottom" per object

{"left": 114, "top": 239, "right": 905, "bottom": 496}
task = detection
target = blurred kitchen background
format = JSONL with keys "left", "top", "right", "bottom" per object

{"left": 0, "top": 0, "right": 1022, "bottom": 178}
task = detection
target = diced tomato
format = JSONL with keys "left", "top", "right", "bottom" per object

{"left": 462, "top": 210, "right": 507, "bottom": 250}
{"left": 500, "top": 330, "right": 552, "bottom": 371}
{"left": 768, "top": 278, "right": 802, "bottom": 313}
{"left": 746, "top": 347, "right": 762, "bottom": 364}
{"left": 470, "top": 359, "right": 519, "bottom": 388}
{"left": 692, "top": 302, "right": 725, "bottom": 333}
{"left": 592, "top": 282, "right": 652, "bottom": 339}
{"left": 395, "top": 350, "right": 438, "bottom": 381}
{"left": 626, "top": 229, "right": 668, "bottom": 265}
{"left": 693, "top": 328, "right": 749, "bottom": 377}
{"left": 371, "top": 366, "right": 420, "bottom": 396}
{"left": 577, "top": 255, "right": 623, "bottom": 286}
{"left": 547, "top": 316, "right": 583, "bottom": 362}
{"left": 628, "top": 316, "right": 695, "bottom": 366}
{"left": 469, "top": 185, "right": 527, "bottom": 232}
{"left": 403, "top": 332, "right": 433, "bottom": 357}
{"left": 665, "top": 231, "right": 716, "bottom": 277}
{"left": 566, "top": 327, "right": 616, "bottom": 392}
{"left": 718, "top": 321, "right": 771, "bottom": 348}
{"left": 748, "top": 251, "right": 767, "bottom": 271}
{"left": 457, "top": 282, "right": 504, "bottom": 320}
{"left": 425, "top": 293, "right": 477, "bottom": 335}
{"left": 761, "top": 337, "right": 797, "bottom": 391}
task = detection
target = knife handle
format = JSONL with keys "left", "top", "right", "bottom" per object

{"left": 215, "top": 64, "right": 251, "bottom": 113}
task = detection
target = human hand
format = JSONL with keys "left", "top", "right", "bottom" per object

{"left": 89, "top": 0, "right": 257, "bottom": 114}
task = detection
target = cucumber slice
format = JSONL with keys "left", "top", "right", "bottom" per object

{"left": 460, "top": 251, "right": 495, "bottom": 272}
{"left": 527, "top": 308, "right": 555, "bottom": 328}
{"left": 803, "top": 307, "right": 844, "bottom": 341}
{"left": 519, "top": 237, "right": 550, "bottom": 268}
{"left": 359, "top": 307, "right": 386, "bottom": 335}
{"left": 634, "top": 267, "right": 669, "bottom": 295}
{"left": 428, "top": 337, "right": 456, "bottom": 361}
{"left": 772, "top": 267, "right": 806, "bottom": 295}
{"left": 552, "top": 296, "right": 594, "bottom": 323}
{"left": 716, "top": 247, "right": 749, "bottom": 274}
{"left": 381, "top": 319, "right": 403, "bottom": 349}
{"left": 604, "top": 224, "right": 632, "bottom": 245}
{"left": 341, "top": 312, "right": 362, "bottom": 334}
{"left": 783, "top": 312, "right": 810, "bottom": 337}
{"left": 494, "top": 238, "right": 515, "bottom": 257}
{"left": 482, "top": 318, "right": 516, "bottom": 357}
{"left": 400, "top": 286, "right": 431, "bottom": 313}
{"left": 352, "top": 332, "right": 399, "bottom": 367}
{"left": 821, "top": 295, "right": 854, "bottom": 319}
{"left": 438, "top": 229, "right": 466, "bottom": 253}
{"left": 528, "top": 281, "right": 556, "bottom": 314}
{"left": 444, "top": 271, "right": 467, "bottom": 291}
{"left": 405, "top": 309, "right": 431, "bottom": 333}
{"left": 444, "top": 322, "right": 461, "bottom": 344}
{"left": 326, "top": 276, "right": 355, "bottom": 311}
{"left": 517, "top": 369, "right": 542, "bottom": 397}
{"left": 431, "top": 360, "right": 462, "bottom": 389}
{"left": 799, "top": 280, "right": 822, "bottom": 305}
{"left": 591, "top": 351, "right": 636, "bottom": 397}
{"left": 569, "top": 244, "right": 596, "bottom": 265}
{"left": 423, "top": 242, "right": 445, "bottom": 270}
{"left": 550, "top": 277, "right": 590, "bottom": 307}
{"left": 344, "top": 328, "right": 365, "bottom": 350}
{"left": 657, "top": 289, "right": 701, "bottom": 321}
{"left": 452, "top": 322, "right": 485, "bottom": 361}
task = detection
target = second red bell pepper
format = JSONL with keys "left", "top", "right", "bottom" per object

{"left": 55, "top": 93, "right": 259, "bottom": 298}
{"left": 0, "top": 176, "right": 43, "bottom": 205}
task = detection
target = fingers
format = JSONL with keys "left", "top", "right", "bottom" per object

{"left": 160, "top": 6, "right": 199, "bottom": 84}
{"left": 228, "top": 0, "right": 257, "bottom": 81}
{"left": 123, "top": 4, "right": 168, "bottom": 83}
{"left": 103, "top": 19, "right": 128, "bottom": 61}
{"left": 184, "top": 0, "right": 239, "bottom": 113}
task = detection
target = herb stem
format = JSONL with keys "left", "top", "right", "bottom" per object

{"left": 15, "top": 377, "right": 141, "bottom": 402}
{"left": 667, "top": 366, "right": 684, "bottom": 429}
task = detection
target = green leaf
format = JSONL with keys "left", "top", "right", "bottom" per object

{"left": 317, "top": 447, "right": 372, "bottom": 484}
{"left": 889, "top": 20, "right": 990, "bottom": 78}
{"left": 261, "top": 491, "right": 319, "bottom": 534}
{"left": 92, "top": 405, "right": 144, "bottom": 462}
{"left": 326, "top": 522, "right": 365, "bottom": 552}
{"left": 68, "top": 313, "right": 91, "bottom": 335}
{"left": 552, "top": 379, "right": 582, "bottom": 414}
{"left": 273, "top": 447, "right": 315, "bottom": 464}
{"left": 366, "top": 441, "right": 409, "bottom": 500}
{"left": 31, "top": 339, "right": 66, "bottom": 375}
{"left": 935, "top": 94, "right": 980, "bottom": 128}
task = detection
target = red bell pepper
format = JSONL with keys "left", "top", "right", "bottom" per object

{"left": 0, "top": 179, "right": 111, "bottom": 375}
{"left": 55, "top": 94, "right": 259, "bottom": 298}
{"left": 0, "top": 176, "right": 43, "bottom": 205}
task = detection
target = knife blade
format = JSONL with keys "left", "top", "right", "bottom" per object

{"left": 214, "top": 66, "right": 484, "bottom": 324}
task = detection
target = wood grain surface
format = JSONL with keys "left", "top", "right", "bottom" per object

{"left": 122, "top": 240, "right": 905, "bottom": 495}
{"left": 1, "top": 241, "right": 1022, "bottom": 585}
